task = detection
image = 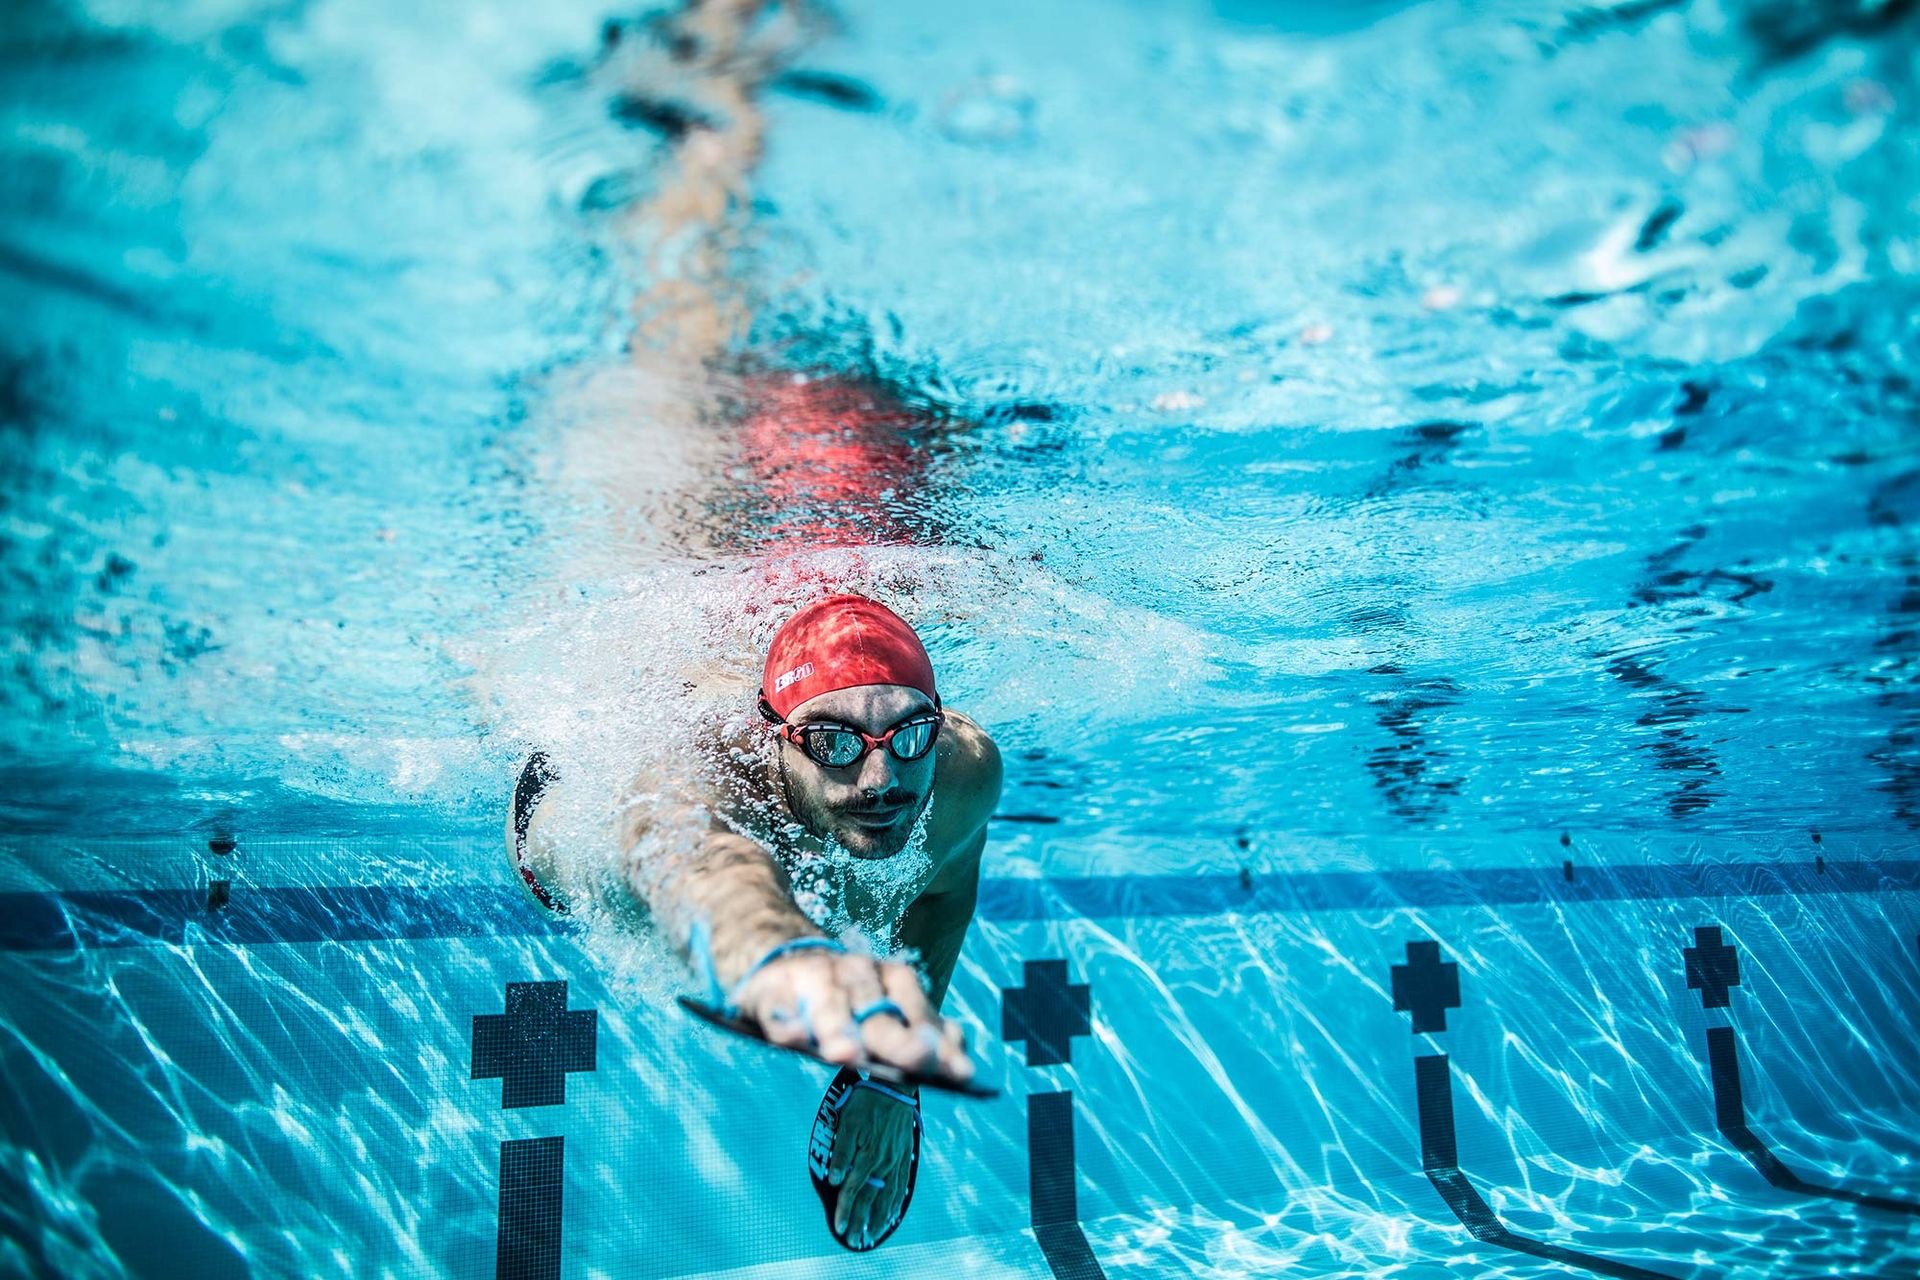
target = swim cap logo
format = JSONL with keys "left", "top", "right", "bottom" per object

{"left": 773, "top": 662, "right": 816, "bottom": 694}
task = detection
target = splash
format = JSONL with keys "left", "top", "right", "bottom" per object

{"left": 470, "top": 534, "right": 1221, "bottom": 1002}
{"left": 786, "top": 784, "right": 937, "bottom": 950}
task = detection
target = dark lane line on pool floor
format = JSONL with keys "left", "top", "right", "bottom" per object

{"left": 2, "top": 859, "right": 1917, "bottom": 952}
{"left": 1393, "top": 940, "right": 1686, "bottom": 1280}
{"left": 1383, "top": 926, "right": 1919, "bottom": 1279}
{"left": 1683, "top": 926, "right": 1920, "bottom": 1218}
{"left": 1003, "top": 959, "right": 1105, "bottom": 1279}
{"left": 472, "top": 980, "right": 599, "bottom": 1280}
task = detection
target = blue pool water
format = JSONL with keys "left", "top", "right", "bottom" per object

{"left": 3, "top": 0, "right": 1918, "bottom": 1276}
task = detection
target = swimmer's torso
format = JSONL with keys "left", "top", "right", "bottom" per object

{"left": 510, "top": 694, "right": 998, "bottom": 946}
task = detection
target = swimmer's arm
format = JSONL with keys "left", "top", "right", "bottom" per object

{"left": 625, "top": 821, "right": 826, "bottom": 995}
{"left": 897, "top": 823, "right": 986, "bottom": 1011}
{"left": 898, "top": 727, "right": 1001, "bottom": 1009}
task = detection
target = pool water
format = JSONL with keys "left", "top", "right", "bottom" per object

{"left": 3, "top": 0, "right": 1918, "bottom": 1276}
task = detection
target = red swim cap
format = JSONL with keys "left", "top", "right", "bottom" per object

{"left": 760, "top": 593, "right": 938, "bottom": 721}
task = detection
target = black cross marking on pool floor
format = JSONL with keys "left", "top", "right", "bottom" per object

{"left": 1004, "top": 958, "right": 1091, "bottom": 1067}
{"left": 1391, "top": 940, "right": 1681, "bottom": 1279}
{"left": 472, "top": 981, "right": 598, "bottom": 1280}
{"left": 473, "top": 980, "right": 598, "bottom": 1108}
{"left": 1683, "top": 925, "right": 1740, "bottom": 1008}
{"left": 1682, "top": 926, "right": 1919, "bottom": 1217}
{"left": 1003, "top": 959, "right": 1104, "bottom": 1280}
{"left": 1391, "top": 939, "right": 1459, "bottom": 1033}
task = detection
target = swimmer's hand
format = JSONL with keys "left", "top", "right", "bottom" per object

{"left": 734, "top": 947, "right": 976, "bottom": 1088}
{"left": 826, "top": 1085, "right": 917, "bottom": 1249}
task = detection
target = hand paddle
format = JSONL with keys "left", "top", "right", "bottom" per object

{"left": 676, "top": 996, "right": 1000, "bottom": 1098}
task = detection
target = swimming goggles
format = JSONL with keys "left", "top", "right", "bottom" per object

{"left": 759, "top": 696, "right": 945, "bottom": 769}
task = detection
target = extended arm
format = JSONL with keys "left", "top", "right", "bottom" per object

{"left": 622, "top": 809, "right": 827, "bottom": 998}
{"left": 631, "top": 815, "right": 972, "bottom": 1081}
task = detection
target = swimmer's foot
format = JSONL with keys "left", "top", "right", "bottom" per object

{"left": 807, "top": 1066, "right": 921, "bottom": 1252}
{"left": 609, "top": 90, "right": 724, "bottom": 140}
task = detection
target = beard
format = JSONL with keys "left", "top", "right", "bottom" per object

{"left": 828, "top": 789, "right": 932, "bottom": 859}
{"left": 776, "top": 746, "right": 934, "bottom": 860}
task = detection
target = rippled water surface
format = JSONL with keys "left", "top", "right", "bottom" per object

{"left": 3, "top": 0, "right": 1917, "bottom": 1276}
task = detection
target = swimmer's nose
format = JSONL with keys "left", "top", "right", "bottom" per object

{"left": 855, "top": 746, "right": 896, "bottom": 791}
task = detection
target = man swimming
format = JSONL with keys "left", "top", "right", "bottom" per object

{"left": 503, "top": 0, "right": 1002, "bottom": 1251}
{"left": 508, "top": 592, "right": 1002, "bottom": 1251}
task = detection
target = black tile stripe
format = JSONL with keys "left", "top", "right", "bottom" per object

{"left": 5, "top": 858, "right": 1914, "bottom": 952}
{"left": 1033, "top": 1224, "right": 1106, "bottom": 1280}
{"left": 497, "top": 1136, "right": 564, "bottom": 1280}
{"left": 1028, "top": 1090, "right": 1104, "bottom": 1280}
{"left": 0, "top": 885, "right": 558, "bottom": 952}
{"left": 1028, "top": 1091, "right": 1079, "bottom": 1226}
{"left": 1702, "top": 1014, "right": 1918, "bottom": 1215}
{"left": 1414, "top": 1052, "right": 1680, "bottom": 1278}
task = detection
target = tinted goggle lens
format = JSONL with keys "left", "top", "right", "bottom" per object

{"left": 888, "top": 718, "right": 938, "bottom": 760}
{"left": 800, "top": 717, "right": 939, "bottom": 767}
{"left": 802, "top": 729, "right": 865, "bottom": 768}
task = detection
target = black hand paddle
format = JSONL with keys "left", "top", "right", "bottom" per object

{"left": 676, "top": 996, "right": 1000, "bottom": 1098}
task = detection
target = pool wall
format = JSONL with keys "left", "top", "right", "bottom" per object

{"left": 3, "top": 834, "right": 1916, "bottom": 1277}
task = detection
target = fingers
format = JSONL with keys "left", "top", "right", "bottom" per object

{"left": 900, "top": 967, "right": 976, "bottom": 1081}
{"left": 829, "top": 1120, "right": 891, "bottom": 1241}
{"left": 829, "top": 1093, "right": 917, "bottom": 1241}
{"left": 736, "top": 951, "right": 860, "bottom": 1056}
{"left": 826, "top": 1118, "right": 866, "bottom": 1212}
{"left": 938, "top": 1014, "right": 974, "bottom": 1081}
{"left": 866, "top": 1146, "right": 915, "bottom": 1247}
{"left": 877, "top": 962, "right": 937, "bottom": 1023}
{"left": 740, "top": 952, "right": 978, "bottom": 1083}
{"left": 838, "top": 1141, "right": 909, "bottom": 1247}
{"left": 844, "top": 1173, "right": 887, "bottom": 1248}
{"left": 867, "top": 963, "right": 975, "bottom": 1081}
{"left": 749, "top": 960, "right": 826, "bottom": 1051}
{"left": 811, "top": 957, "right": 884, "bottom": 1065}
{"left": 852, "top": 968, "right": 936, "bottom": 1071}
{"left": 759, "top": 989, "right": 814, "bottom": 1050}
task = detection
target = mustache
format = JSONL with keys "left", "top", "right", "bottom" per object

{"left": 845, "top": 791, "right": 916, "bottom": 813}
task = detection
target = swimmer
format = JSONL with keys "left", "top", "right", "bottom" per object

{"left": 507, "top": 592, "right": 1003, "bottom": 1252}
{"left": 506, "top": 4, "right": 999, "bottom": 1251}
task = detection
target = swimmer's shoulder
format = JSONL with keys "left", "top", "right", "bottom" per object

{"left": 690, "top": 709, "right": 787, "bottom": 838}
{"left": 940, "top": 709, "right": 1003, "bottom": 801}
{"left": 927, "top": 709, "right": 1003, "bottom": 882}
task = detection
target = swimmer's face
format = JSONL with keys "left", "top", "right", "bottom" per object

{"left": 778, "top": 684, "right": 938, "bottom": 860}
